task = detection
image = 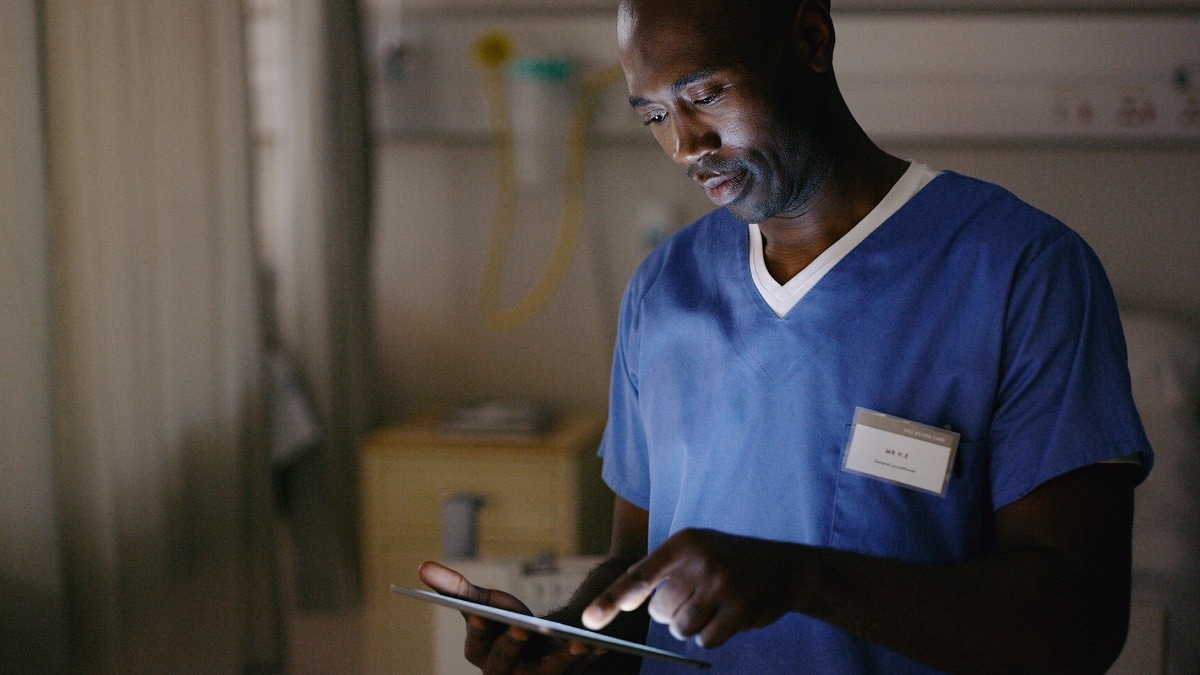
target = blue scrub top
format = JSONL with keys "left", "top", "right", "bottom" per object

{"left": 598, "top": 171, "right": 1152, "bottom": 673}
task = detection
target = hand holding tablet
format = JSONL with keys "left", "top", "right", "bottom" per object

{"left": 407, "top": 561, "right": 710, "bottom": 671}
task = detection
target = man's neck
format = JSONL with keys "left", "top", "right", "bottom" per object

{"left": 758, "top": 150, "right": 909, "bottom": 285}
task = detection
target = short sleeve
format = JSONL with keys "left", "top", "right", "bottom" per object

{"left": 989, "top": 230, "right": 1153, "bottom": 508}
{"left": 597, "top": 279, "right": 653, "bottom": 510}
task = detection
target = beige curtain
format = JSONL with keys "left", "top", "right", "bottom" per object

{"left": 38, "top": 0, "right": 280, "bottom": 671}
{"left": 267, "top": 0, "right": 374, "bottom": 609}
{"left": 0, "top": 2, "right": 68, "bottom": 672}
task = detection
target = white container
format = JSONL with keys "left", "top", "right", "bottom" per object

{"left": 508, "top": 57, "right": 575, "bottom": 189}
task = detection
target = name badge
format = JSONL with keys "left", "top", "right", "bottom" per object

{"left": 843, "top": 408, "right": 960, "bottom": 497}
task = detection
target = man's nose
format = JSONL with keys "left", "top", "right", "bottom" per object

{"left": 669, "top": 111, "right": 720, "bottom": 166}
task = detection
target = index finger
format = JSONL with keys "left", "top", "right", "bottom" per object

{"left": 580, "top": 549, "right": 676, "bottom": 630}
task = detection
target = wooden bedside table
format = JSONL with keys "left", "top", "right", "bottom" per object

{"left": 360, "top": 410, "right": 610, "bottom": 674}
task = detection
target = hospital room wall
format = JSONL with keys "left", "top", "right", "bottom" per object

{"left": 370, "top": 136, "right": 1200, "bottom": 417}
{"left": 371, "top": 141, "right": 693, "bottom": 414}
{"left": 367, "top": 0, "right": 1200, "bottom": 419}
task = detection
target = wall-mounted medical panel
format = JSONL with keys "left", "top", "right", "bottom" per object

{"left": 370, "top": 12, "right": 631, "bottom": 138}
{"left": 835, "top": 14, "right": 1200, "bottom": 142}
{"left": 370, "top": 11, "right": 1200, "bottom": 143}
{"left": 382, "top": 0, "right": 1200, "bottom": 13}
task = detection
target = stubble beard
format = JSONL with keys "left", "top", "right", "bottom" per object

{"left": 722, "top": 133, "right": 832, "bottom": 225}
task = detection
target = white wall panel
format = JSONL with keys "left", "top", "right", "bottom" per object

{"left": 379, "top": 0, "right": 1200, "bottom": 13}
{"left": 836, "top": 14, "right": 1200, "bottom": 141}
{"left": 371, "top": 12, "right": 1200, "bottom": 142}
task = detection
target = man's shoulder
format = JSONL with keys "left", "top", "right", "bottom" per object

{"left": 916, "top": 170, "right": 1074, "bottom": 252}
{"left": 928, "top": 171, "right": 1064, "bottom": 227}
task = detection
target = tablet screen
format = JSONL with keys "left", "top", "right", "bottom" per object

{"left": 391, "top": 585, "right": 710, "bottom": 670}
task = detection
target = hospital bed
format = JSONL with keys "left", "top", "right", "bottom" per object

{"left": 1112, "top": 310, "right": 1200, "bottom": 675}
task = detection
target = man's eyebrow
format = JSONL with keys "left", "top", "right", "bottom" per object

{"left": 628, "top": 69, "right": 719, "bottom": 108}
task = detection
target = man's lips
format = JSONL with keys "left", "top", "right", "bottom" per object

{"left": 699, "top": 168, "right": 748, "bottom": 206}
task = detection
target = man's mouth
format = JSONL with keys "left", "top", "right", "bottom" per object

{"left": 698, "top": 168, "right": 748, "bottom": 206}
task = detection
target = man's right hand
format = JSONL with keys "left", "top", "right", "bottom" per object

{"left": 418, "top": 561, "right": 602, "bottom": 674}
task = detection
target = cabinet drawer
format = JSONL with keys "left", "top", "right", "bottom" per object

{"left": 363, "top": 450, "right": 578, "bottom": 545}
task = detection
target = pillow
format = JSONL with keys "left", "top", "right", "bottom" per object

{"left": 1121, "top": 309, "right": 1200, "bottom": 674}
{"left": 1122, "top": 309, "right": 1200, "bottom": 574}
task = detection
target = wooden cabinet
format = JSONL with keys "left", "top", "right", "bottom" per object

{"left": 360, "top": 411, "right": 610, "bottom": 674}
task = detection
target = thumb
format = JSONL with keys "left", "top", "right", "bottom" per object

{"left": 418, "top": 560, "right": 532, "bottom": 615}
{"left": 418, "top": 561, "right": 484, "bottom": 601}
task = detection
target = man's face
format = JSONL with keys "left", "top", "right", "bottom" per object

{"left": 619, "top": 1, "right": 828, "bottom": 224}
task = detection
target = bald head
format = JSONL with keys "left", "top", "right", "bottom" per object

{"left": 618, "top": 0, "right": 809, "bottom": 64}
{"left": 617, "top": 0, "right": 839, "bottom": 92}
{"left": 618, "top": 0, "right": 826, "bottom": 23}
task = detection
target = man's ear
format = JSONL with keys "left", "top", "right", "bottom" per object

{"left": 790, "top": 0, "right": 835, "bottom": 73}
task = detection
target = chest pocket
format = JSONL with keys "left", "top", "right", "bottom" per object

{"left": 828, "top": 429, "right": 989, "bottom": 564}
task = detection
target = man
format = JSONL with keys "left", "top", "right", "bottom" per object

{"left": 421, "top": 0, "right": 1153, "bottom": 672}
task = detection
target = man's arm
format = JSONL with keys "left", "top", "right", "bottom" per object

{"left": 584, "top": 463, "right": 1138, "bottom": 674}
{"left": 419, "top": 495, "right": 651, "bottom": 674}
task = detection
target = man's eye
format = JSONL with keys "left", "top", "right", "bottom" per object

{"left": 643, "top": 112, "right": 666, "bottom": 126}
{"left": 694, "top": 94, "right": 718, "bottom": 105}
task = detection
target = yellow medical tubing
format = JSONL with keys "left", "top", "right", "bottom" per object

{"left": 474, "top": 32, "right": 623, "bottom": 331}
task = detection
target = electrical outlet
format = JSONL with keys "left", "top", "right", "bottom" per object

{"left": 1053, "top": 89, "right": 1097, "bottom": 129}
{"left": 1180, "top": 93, "right": 1200, "bottom": 130}
{"left": 1115, "top": 89, "right": 1158, "bottom": 129}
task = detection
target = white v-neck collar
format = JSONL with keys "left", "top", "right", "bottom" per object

{"left": 749, "top": 161, "right": 940, "bottom": 318}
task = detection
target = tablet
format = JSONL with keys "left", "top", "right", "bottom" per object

{"left": 391, "top": 585, "right": 711, "bottom": 670}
